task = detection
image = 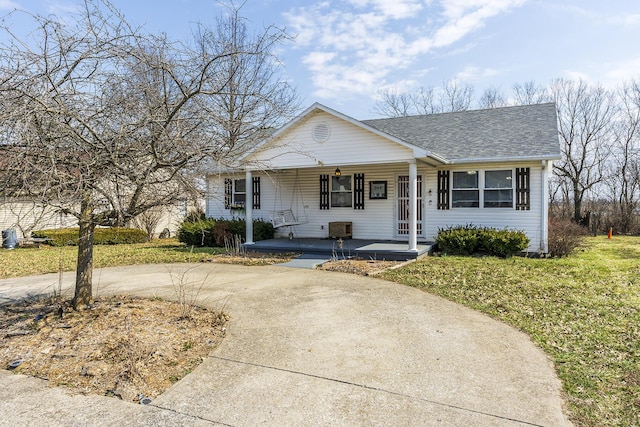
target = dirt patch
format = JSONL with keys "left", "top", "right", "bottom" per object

{"left": 0, "top": 296, "right": 227, "bottom": 403}
{"left": 319, "top": 258, "right": 408, "bottom": 276}
{"left": 204, "top": 251, "right": 297, "bottom": 266}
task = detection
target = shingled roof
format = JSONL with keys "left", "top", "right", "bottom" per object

{"left": 362, "top": 103, "right": 561, "bottom": 163}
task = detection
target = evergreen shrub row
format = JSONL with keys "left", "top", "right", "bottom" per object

{"left": 435, "top": 225, "right": 530, "bottom": 257}
{"left": 177, "top": 218, "right": 274, "bottom": 247}
{"left": 32, "top": 227, "right": 148, "bottom": 246}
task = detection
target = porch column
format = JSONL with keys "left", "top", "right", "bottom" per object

{"left": 408, "top": 160, "right": 418, "bottom": 251}
{"left": 245, "top": 169, "right": 254, "bottom": 245}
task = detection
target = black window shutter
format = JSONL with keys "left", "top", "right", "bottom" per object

{"left": 252, "top": 176, "right": 261, "bottom": 209}
{"left": 516, "top": 167, "right": 530, "bottom": 210}
{"left": 354, "top": 173, "right": 365, "bottom": 209}
{"left": 224, "top": 178, "right": 232, "bottom": 209}
{"left": 437, "top": 170, "right": 450, "bottom": 210}
{"left": 320, "top": 174, "right": 330, "bottom": 210}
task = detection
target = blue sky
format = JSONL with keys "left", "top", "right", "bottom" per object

{"left": 2, "top": 0, "right": 639, "bottom": 119}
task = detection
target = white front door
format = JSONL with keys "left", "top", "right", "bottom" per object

{"left": 396, "top": 175, "right": 423, "bottom": 237}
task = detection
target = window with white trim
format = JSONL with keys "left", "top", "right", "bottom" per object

{"left": 233, "top": 179, "right": 246, "bottom": 207}
{"left": 331, "top": 175, "right": 352, "bottom": 207}
{"left": 484, "top": 170, "right": 513, "bottom": 208}
{"left": 452, "top": 171, "right": 479, "bottom": 208}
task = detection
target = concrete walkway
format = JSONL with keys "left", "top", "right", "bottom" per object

{"left": 0, "top": 264, "right": 571, "bottom": 426}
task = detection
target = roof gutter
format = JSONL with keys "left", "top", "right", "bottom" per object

{"left": 446, "top": 154, "right": 562, "bottom": 165}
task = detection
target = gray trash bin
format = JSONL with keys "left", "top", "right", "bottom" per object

{"left": 2, "top": 229, "right": 18, "bottom": 249}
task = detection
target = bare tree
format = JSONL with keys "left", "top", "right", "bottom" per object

{"left": 478, "top": 86, "right": 508, "bottom": 109}
{"left": 0, "top": 0, "right": 296, "bottom": 308}
{"left": 551, "top": 78, "right": 617, "bottom": 223}
{"left": 194, "top": 7, "right": 299, "bottom": 166}
{"left": 513, "top": 81, "right": 551, "bottom": 105}
{"left": 610, "top": 80, "right": 640, "bottom": 232}
{"left": 439, "top": 80, "right": 474, "bottom": 112}
{"left": 374, "top": 80, "right": 473, "bottom": 117}
{"left": 373, "top": 88, "right": 415, "bottom": 117}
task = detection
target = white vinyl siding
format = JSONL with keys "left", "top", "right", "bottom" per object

{"left": 244, "top": 111, "right": 416, "bottom": 169}
{"left": 206, "top": 161, "right": 548, "bottom": 251}
{"left": 426, "top": 162, "right": 545, "bottom": 252}
{"left": 1, "top": 201, "right": 189, "bottom": 238}
{"left": 207, "top": 164, "right": 409, "bottom": 240}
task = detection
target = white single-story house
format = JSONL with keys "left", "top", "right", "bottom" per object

{"left": 205, "top": 102, "right": 561, "bottom": 254}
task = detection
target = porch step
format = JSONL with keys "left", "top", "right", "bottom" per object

{"left": 244, "top": 238, "right": 433, "bottom": 261}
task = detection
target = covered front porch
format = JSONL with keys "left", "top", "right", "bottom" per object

{"left": 243, "top": 237, "right": 433, "bottom": 261}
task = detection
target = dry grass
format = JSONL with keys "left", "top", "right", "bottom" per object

{"left": 1, "top": 295, "right": 227, "bottom": 403}
{"left": 382, "top": 236, "right": 640, "bottom": 427}
{"left": 319, "top": 258, "right": 406, "bottom": 275}
{"left": 0, "top": 239, "right": 296, "bottom": 279}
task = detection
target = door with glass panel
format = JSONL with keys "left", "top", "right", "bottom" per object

{"left": 396, "top": 175, "right": 423, "bottom": 237}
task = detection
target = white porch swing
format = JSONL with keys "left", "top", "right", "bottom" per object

{"left": 270, "top": 170, "right": 308, "bottom": 231}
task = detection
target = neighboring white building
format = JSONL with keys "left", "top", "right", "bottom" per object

{"left": 0, "top": 200, "right": 190, "bottom": 240}
{"left": 206, "top": 103, "right": 561, "bottom": 253}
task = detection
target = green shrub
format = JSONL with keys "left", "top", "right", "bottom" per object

{"left": 253, "top": 219, "right": 275, "bottom": 241}
{"left": 176, "top": 219, "right": 216, "bottom": 247}
{"left": 177, "top": 218, "right": 274, "bottom": 247}
{"left": 478, "top": 228, "right": 530, "bottom": 257}
{"left": 32, "top": 227, "right": 148, "bottom": 246}
{"left": 435, "top": 224, "right": 480, "bottom": 255}
{"left": 436, "top": 225, "right": 529, "bottom": 257}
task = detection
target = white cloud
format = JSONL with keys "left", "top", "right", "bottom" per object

{"left": 454, "top": 65, "right": 504, "bottom": 82}
{"left": 562, "top": 70, "right": 593, "bottom": 84}
{"left": 0, "top": 0, "right": 20, "bottom": 10}
{"left": 607, "top": 13, "right": 640, "bottom": 27}
{"left": 602, "top": 57, "right": 640, "bottom": 85}
{"left": 285, "top": 0, "right": 526, "bottom": 101}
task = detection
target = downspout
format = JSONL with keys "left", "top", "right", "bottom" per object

{"left": 541, "top": 160, "right": 550, "bottom": 253}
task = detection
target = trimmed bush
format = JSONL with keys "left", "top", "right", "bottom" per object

{"left": 176, "top": 219, "right": 217, "bottom": 247}
{"left": 478, "top": 228, "right": 530, "bottom": 258}
{"left": 435, "top": 224, "right": 479, "bottom": 255}
{"left": 177, "top": 218, "right": 274, "bottom": 247}
{"left": 547, "top": 218, "right": 587, "bottom": 257}
{"left": 436, "top": 225, "right": 529, "bottom": 257}
{"left": 32, "top": 227, "right": 148, "bottom": 246}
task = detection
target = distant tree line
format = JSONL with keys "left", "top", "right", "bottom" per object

{"left": 375, "top": 79, "right": 640, "bottom": 235}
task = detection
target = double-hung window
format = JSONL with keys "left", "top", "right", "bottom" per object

{"left": 484, "top": 170, "right": 513, "bottom": 208}
{"left": 452, "top": 171, "right": 479, "bottom": 208}
{"left": 331, "top": 175, "right": 352, "bottom": 207}
{"left": 440, "top": 168, "right": 521, "bottom": 210}
{"left": 233, "top": 179, "right": 246, "bottom": 207}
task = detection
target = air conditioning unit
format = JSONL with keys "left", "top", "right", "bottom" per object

{"left": 328, "top": 221, "right": 352, "bottom": 239}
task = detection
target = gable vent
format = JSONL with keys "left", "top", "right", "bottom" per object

{"left": 312, "top": 122, "right": 330, "bottom": 142}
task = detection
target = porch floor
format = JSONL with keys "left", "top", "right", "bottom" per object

{"left": 244, "top": 238, "right": 433, "bottom": 261}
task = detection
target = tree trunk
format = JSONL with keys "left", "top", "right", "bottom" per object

{"left": 73, "top": 194, "right": 95, "bottom": 309}
{"left": 573, "top": 183, "right": 583, "bottom": 223}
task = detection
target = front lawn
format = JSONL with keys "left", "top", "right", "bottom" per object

{"left": 382, "top": 236, "right": 640, "bottom": 427}
{"left": 0, "top": 239, "right": 225, "bottom": 279}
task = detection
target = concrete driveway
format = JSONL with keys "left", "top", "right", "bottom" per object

{"left": 0, "top": 264, "right": 571, "bottom": 426}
